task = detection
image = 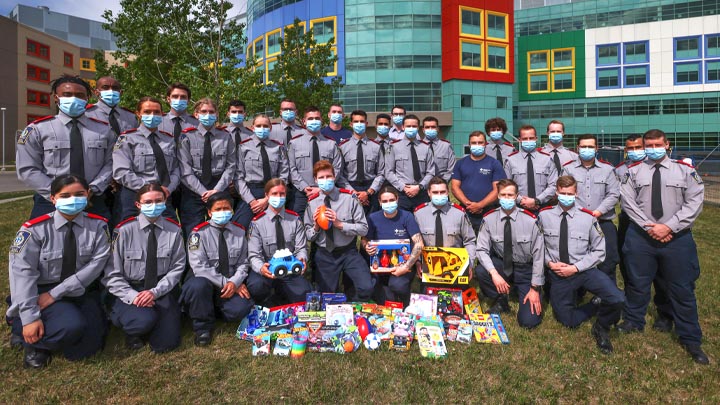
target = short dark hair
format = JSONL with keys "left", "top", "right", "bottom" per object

{"left": 50, "top": 174, "right": 89, "bottom": 196}
{"left": 264, "top": 178, "right": 287, "bottom": 195}
{"left": 166, "top": 82, "right": 191, "bottom": 100}
{"left": 468, "top": 130, "right": 486, "bottom": 143}
{"left": 376, "top": 113, "right": 391, "bottom": 123}
{"left": 330, "top": 102, "right": 343, "bottom": 110}
{"left": 206, "top": 192, "right": 233, "bottom": 210}
{"left": 625, "top": 134, "right": 642, "bottom": 143}
{"left": 378, "top": 185, "right": 399, "bottom": 199}
{"left": 281, "top": 98, "right": 296, "bottom": 107}
{"left": 576, "top": 134, "right": 597, "bottom": 146}
{"left": 50, "top": 74, "right": 91, "bottom": 95}
{"left": 428, "top": 176, "right": 447, "bottom": 189}
{"left": 304, "top": 105, "right": 321, "bottom": 116}
{"left": 422, "top": 116, "right": 438, "bottom": 126}
{"left": 643, "top": 129, "right": 666, "bottom": 142}
{"left": 350, "top": 110, "right": 367, "bottom": 120}
{"left": 547, "top": 119, "right": 565, "bottom": 132}
{"left": 556, "top": 175, "right": 577, "bottom": 190}
{"left": 403, "top": 114, "right": 420, "bottom": 125}
{"left": 391, "top": 105, "right": 406, "bottom": 114}
{"left": 484, "top": 117, "right": 507, "bottom": 134}
{"left": 228, "top": 100, "right": 246, "bottom": 109}
{"left": 519, "top": 125, "right": 537, "bottom": 137}
{"left": 136, "top": 182, "right": 166, "bottom": 202}
{"left": 136, "top": 97, "right": 163, "bottom": 113}
{"left": 496, "top": 179, "right": 518, "bottom": 194}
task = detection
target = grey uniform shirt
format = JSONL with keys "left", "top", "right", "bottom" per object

{"left": 386, "top": 138, "right": 437, "bottom": 191}
{"left": 85, "top": 101, "right": 137, "bottom": 138}
{"left": 225, "top": 123, "right": 254, "bottom": 146}
{"left": 614, "top": 160, "right": 633, "bottom": 182}
{"left": 504, "top": 149, "right": 558, "bottom": 204}
{"left": 177, "top": 125, "right": 237, "bottom": 195}
{"left": 159, "top": 111, "right": 198, "bottom": 136}
{"left": 413, "top": 202, "right": 476, "bottom": 263}
{"left": 620, "top": 158, "right": 704, "bottom": 233}
{"left": 389, "top": 126, "right": 404, "bottom": 141}
{"left": 248, "top": 207, "right": 308, "bottom": 273}
{"left": 304, "top": 188, "right": 368, "bottom": 248}
{"left": 476, "top": 208, "right": 545, "bottom": 286}
{"left": 538, "top": 205, "right": 605, "bottom": 272}
{"left": 288, "top": 133, "right": 346, "bottom": 190}
{"left": 488, "top": 141, "right": 516, "bottom": 165}
{"left": 235, "top": 137, "right": 289, "bottom": 202}
{"left": 104, "top": 215, "right": 186, "bottom": 305}
{"left": 187, "top": 221, "right": 249, "bottom": 288}
{"left": 7, "top": 212, "right": 111, "bottom": 326}
{"left": 112, "top": 125, "right": 181, "bottom": 192}
{"left": 270, "top": 121, "right": 305, "bottom": 146}
{"left": 17, "top": 112, "right": 115, "bottom": 199}
{"left": 426, "top": 138, "right": 456, "bottom": 182}
{"left": 561, "top": 158, "right": 620, "bottom": 220}
{"left": 339, "top": 136, "right": 385, "bottom": 192}
{"left": 543, "top": 144, "right": 578, "bottom": 166}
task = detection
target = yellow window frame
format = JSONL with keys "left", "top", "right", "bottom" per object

{"left": 485, "top": 42, "right": 509, "bottom": 73}
{"left": 528, "top": 50, "right": 550, "bottom": 72}
{"left": 80, "top": 58, "right": 95, "bottom": 71}
{"left": 327, "top": 46, "right": 338, "bottom": 77}
{"left": 266, "top": 28, "right": 282, "bottom": 57}
{"left": 286, "top": 21, "right": 306, "bottom": 34}
{"left": 528, "top": 72, "right": 551, "bottom": 94}
{"left": 253, "top": 36, "right": 265, "bottom": 62}
{"left": 551, "top": 70, "right": 575, "bottom": 92}
{"left": 486, "top": 11, "right": 508, "bottom": 42}
{"left": 310, "top": 16, "right": 337, "bottom": 45}
{"left": 459, "top": 6, "right": 483, "bottom": 39}
{"left": 551, "top": 47, "right": 575, "bottom": 70}
{"left": 459, "top": 38, "right": 484, "bottom": 71}
{"left": 265, "top": 56, "right": 278, "bottom": 84}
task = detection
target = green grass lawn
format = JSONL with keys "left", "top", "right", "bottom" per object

{"left": 1, "top": 199, "right": 718, "bottom": 403}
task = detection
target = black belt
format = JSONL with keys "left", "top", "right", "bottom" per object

{"left": 598, "top": 219, "right": 615, "bottom": 224}
{"left": 200, "top": 174, "right": 222, "bottom": 187}
{"left": 350, "top": 180, "right": 371, "bottom": 187}
{"left": 247, "top": 182, "right": 265, "bottom": 187}
{"left": 320, "top": 243, "right": 356, "bottom": 257}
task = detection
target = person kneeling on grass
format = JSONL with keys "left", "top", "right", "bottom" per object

{"left": 103, "top": 182, "right": 185, "bottom": 353}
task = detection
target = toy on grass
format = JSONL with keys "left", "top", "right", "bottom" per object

{"left": 268, "top": 248, "right": 304, "bottom": 278}
{"left": 316, "top": 205, "right": 332, "bottom": 230}
{"left": 363, "top": 333, "right": 382, "bottom": 350}
{"left": 356, "top": 317, "right": 371, "bottom": 341}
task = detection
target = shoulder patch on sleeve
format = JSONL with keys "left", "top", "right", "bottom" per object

{"left": 115, "top": 216, "right": 137, "bottom": 229}
{"left": 414, "top": 202, "right": 428, "bottom": 212}
{"left": 252, "top": 211, "right": 266, "bottom": 221}
{"left": 113, "top": 134, "right": 127, "bottom": 150}
{"left": 88, "top": 117, "right": 109, "bottom": 125}
{"left": 188, "top": 232, "right": 201, "bottom": 250}
{"left": 621, "top": 171, "right": 630, "bottom": 184}
{"left": 23, "top": 214, "right": 52, "bottom": 228}
{"left": 483, "top": 208, "right": 498, "bottom": 218}
{"left": 10, "top": 230, "right": 32, "bottom": 254}
{"left": 691, "top": 171, "right": 703, "bottom": 184}
{"left": 17, "top": 126, "right": 34, "bottom": 145}
{"left": 521, "top": 209, "right": 537, "bottom": 219}
{"left": 285, "top": 209, "right": 299, "bottom": 217}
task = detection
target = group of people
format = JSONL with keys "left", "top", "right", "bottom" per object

{"left": 5, "top": 74, "right": 708, "bottom": 369}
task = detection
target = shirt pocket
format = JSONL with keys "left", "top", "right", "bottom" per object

{"left": 39, "top": 249, "right": 63, "bottom": 281}
{"left": 122, "top": 249, "right": 144, "bottom": 279}
{"left": 262, "top": 235, "right": 278, "bottom": 257}
{"left": 434, "top": 155, "right": 449, "bottom": 170}
{"left": 364, "top": 158, "right": 377, "bottom": 174}
{"left": 133, "top": 146, "right": 155, "bottom": 172}
{"left": 190, "top": 147, "right": 203, "bottom": 169}
{"left": 43, "top": 140, "right": 70, "bottom": 170}
{"left": 77, "top": 246, "right": 95, "bottom": 268}
{"left": 295, "top": 149, "right": 310, "bottom": 171}
{"left": 395, "top": 155, "right": 409, "bottom": 172}
{"left": 156, "top": 247, "right": 173, "bottom": 276}
{"left": 515, "top": 236, "right": 533, "bottom": 261}
{"left": 86, "top": 139, "right": 107, "bottom": 164}
{"left": 665, "top": 177, "right": 687, "bottom": 205}
{"left": 213, "top": 148, "right": 227, "bottom": 172}
{"left": 569, "top": 231, "right": 589, "bottom": 255}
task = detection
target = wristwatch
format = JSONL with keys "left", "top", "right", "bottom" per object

{"left": 534, "top": 198, "right": 540, "bottom": 207}
{"left": 531, "top": 285, "right": 541, "bottom": 292}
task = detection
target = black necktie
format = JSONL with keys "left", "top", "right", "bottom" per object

{"left": 69, "top": 119, "right": 85, "bottom": 178}
{"left": 503, "top": 216, "right": 513, "bottom": 276}
{"left": 173, "top": 117, "right": 182, "bottom": 140}
{"left": 201, "top": 132, "right": 213, "bottom": 186}
{"left": 379, "top": 140, "right": 386, "bottom": 156}
{"left": 233, "top": 127, "right": 241, "bottom": 146}
{"left": 410, "top": 142, "right": 421, "bottom": 182}
{"left": 429, "top": 140, "right": 435, "bottom": 154}
{"left": 260, "top": 141, "right": 272, "bottom": 183}
{"left": 356, "top": 140, "right": 365, "bottom": 181}
{"left": 312, "top": 136, "right": 320, "bottom": 166}
{"left": 274, "top": 215, "right": 286, "bottom": 250}
{"left": 60, "top": 222, "right": 77, "bottom": 281}
{"left": 145, "top": 224, "right": 158, "bottom": 289}
{"left": 559, "top": 212, "right": 570, "bottom": 264}
{"left": 553, "top": 150, "right": 562, "bottom": 174}
{"left": 495, "top": 144, "right": 503, "bottom": 162}
{"left": 109, "top": 107, "right": 121, "bottom": 135}
{"left": 286, "top": 126, "right": 292, "bottom": 146}
{"left": 652, "top": 164, "right": 664, "bottom": 220}
{"left": 324, "top": 195, "right": 335, "bottom": 251}
{"left": 218, "top": 228, "right": 230, "bottom": 277}
{"left": 435, "top": 209, "right": 444, "bottom": 246}
{"left": 149, "top": 132, "right": 170, "bottom": 186}
{"left": 526, "top": 154, "right": 536, "bottom": 198}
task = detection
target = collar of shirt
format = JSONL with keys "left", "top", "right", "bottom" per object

{"left": 58, "top": 111, "right": 88, "bottom": 127}
{"left": 573, "top": 158, "right": 598, "bottom": 169}
{"left": 433, "top": 203, "right": 450, "bottom": 215}
{"left": 354, "top": 136, "right": 367, "bottom": 145}
{"left": 265, "top": 206, "right": 287, "bottom": 220}
{"left": 502, "top": 208, "right": 519, "bottom": 222}
{"left": 198, "top": 126, "right": 214, "bottom": 137}
{"left": 407, "top": 138, "right": 419, "bottom": 146}
{"left": 138, "top": 213, "right": 166, "bottom": 231}
{"left": 645, "top": 157, "right": 670, "bottom": 169}
{"left": 554, "top": 205, "right": 578, "bottom": 219}
{"left": 522, "top": 150, "right": 535, "bottom": 159}
{"left": 253, "top": 137, "right": 270, "bottom": 147}
{"left": 283, "top": 121, "right": 296, "bottom": 129}
{"left": 138, "top": 125, "right": 154, "bottom": 137}
{"left": 53, "top": 211, "right": 86, "bottom": 230}
{"left": 544, "top": 144, "right": 565, "bottom": 151}
{"left": 323, "top": 187, "right": 340, "bottom": 202}
{"left": 169, "top": 111, "right": 190, "bottom": 122}
{"left": 96, "top": 100, "right": 114, "bottom": 114}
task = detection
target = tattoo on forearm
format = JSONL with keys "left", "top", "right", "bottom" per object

{"left": 407, "top": 233, "right": 424, "bottom": 267}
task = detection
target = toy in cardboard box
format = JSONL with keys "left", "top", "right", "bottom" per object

{"left": 469, "top": 313, "right": 510, "bottom": 344}
{"left": 325, "top": 304, "right": 355, "bottom": 327}
{"left": 368, "top": 239, "right": 411, "bottom": 273}
{"left": 389, "top": 312, "right": 415, "bottom": 351}
{"left": 405, "top": 293, "right": 438, "bottom": 318}
{"left": 421, "top": 246, "right": 470, "bottom": 285}
{"left": 425, "top": 287, "right": 464, "bottom": 316}
{"left": 267, "top": 302, "right": 305, "bottom": 327}
{"left": 462, "top": 288, "right": 483, "bottom": 315}
{"left": 236, "top": 306, "right": 270, "bottom": 341}
{"left": 273, "top": 332, "right": 293, "bottom": 356}
{"left": 416, "top": 318, "right": 448, "bottom": 359}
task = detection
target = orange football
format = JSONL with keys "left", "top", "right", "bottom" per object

{"left": 317, "top": 205, "right": 332, "bottom": 230}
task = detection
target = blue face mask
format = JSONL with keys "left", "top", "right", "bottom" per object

{"left": 330, "top": 113, "right": 343, "bottom": 124}
{"left": 281, "top": 110, "right": 296, "bottom": 122}
{"left": 470, "top": 145, "right": 485, "bottom": 157}
{"left": 140, "top": 202, "right": 166, "bottom": 218}
{"left": 141, "top": 114, "right": 163, "bottom": 128}
{"left": 392, "top": 115, "right": 404, "bottom": 125}
{"left": 353, "top": 122, "right": 366, "bottom": 135}
{"left": 317, "top": 178, "right": 335, "bottom": 193}
{"left": 381, "top": 201, "right": 398, "bottom": 215}
{"left": 306, "top": 119, "right": 322, "bottom": 133}
{"left": 198, "top": 114, "right": 217, "bottom": 128}
{"left": 548, "top": 132, "right": 563, "bottom": 144}
{"left": 627, "top": 149, "right": 646, "bottom": 162}
{"left": 229, "top": 113, "right": 245, "bottom": 125}
{"left": 268, "top": 196, "right": 286, "bottom": 209}
{"left": 170, "top": 99, "right": 187, "bottom": 112}
{"left": 58, "top": 97, "right": 87, "bottom": 117}
{"left": 578, "top": 148, "right": 596, "bottom": 161}
{"left": 557, "top": 194, "right": 575, "bottom": 207}
{"left": 100, "top": 90, "right": 121, "bottom": 107}
{"left": 376, "top": 125, "right": 390, "bottom": 136}
{"left": 210, "top": 210, "right": 232, "bottom": 226}
{"left": 499, "top": 198, "right": 516, "bottom": 211}
{"left": 424, "top": 129, "right": 438, "bottom": 140}
{"left": 405, "top": 127, "right": 418, "bottom": 139}
{"left": 431, "top": 194, "right": 448, "bottom": 207}
{"left": 645, "top": 147, "right": 667, "bottom": 161}
{"left": 521, "top": 140, "right": 537, "bottom": 152}
{"left": 489, "top": 131, "right": 504, "bottom": 141}
{"left": 55, "top": 196, "right": 87, "bottom": 215}
{"left": 254, "top": 127, "right": 270, "bottom": 140}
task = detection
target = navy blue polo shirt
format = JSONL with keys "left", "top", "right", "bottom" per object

{"left": 366, "top": 209, "right": 420, "bottom": 240}
{"left": 321, "top": 126, "right": 353, "bottom": 144}
{"left": 451, "top": 154, "right": 507, "bottom": 202}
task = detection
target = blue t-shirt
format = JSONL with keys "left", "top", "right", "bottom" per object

{"left": 366, "top": 209, "right": 420, "bottom": 240}
{"left": 321, "top": 126, "right": 353, "bottom": 144}
{"left": 451, "top": 155, "right": 507, "bottom": 202}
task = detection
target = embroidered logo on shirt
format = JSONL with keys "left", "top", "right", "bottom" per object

{"left": 10, "top": 230, "right": 31, "bottom": 254}
{"left": 17, "top": 127, "right": 33, "bottom": 145}
{"left": 188, "top": 232, "right": 201, "bottom": 250}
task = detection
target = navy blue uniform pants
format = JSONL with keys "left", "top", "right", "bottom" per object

{"left": 476, "top": 257, "right": 542, "bottom": 329}
{"left": 11, "top": 288, "right": 106, "bottom": 361}
{"left": 118, "top": 186, "right": 177, "bottom": 222}
{"left": 178, "top": 179, "right": 222, "bottom": 237}
{"left": 313, "top": 247, "right": 374, "bottom": 301}
{"left": 373, "top": 271, "right": 415, "bottom": 306}
{"left": 349, "top": 181, "right": 379, "bottom": 215}
{"left": 232, "top": 184, "right": 264, "bottom": 230}
{"left": 109, "top": 292, "right": 181, "bottom": 353}
{"left": 180, "top": 276, "right": 253, "bottom": 333}
{"left": 245, "top": 271, "right": 312, "bottom": 304}
{"left": 548, "top": 267, "right": 624, "bottom": 329}
{"left": 622, "top": 223, "right": 702, "bottom": 345}
{"left": 30, "top": 193, "right": 111, "bottom": 221}
{"left": 597, "top": 220, "right": 620, "bottom": 284}
{"left": 398, "top": 191, "right": 430, "bottom": 212}
{"left": 292, "top": 187, "right": 310, "bottom": 219}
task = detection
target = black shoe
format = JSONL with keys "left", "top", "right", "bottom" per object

{"left": 616, "top": 321, "right": 642, "bottom": 334}
{"left": 591, "top": 296, "right": 602, "bottom": 306}
{"left": 125, "top": 335, "right": 144, "bottom": 350}
{"left": 591, "top": 323, "right": 613, "bottom": 355}
{"left": 23, "top": 347, "right": 51, "bottom": 369}
{"left": 652, "top": 316, "right": 673, "bottom": 333}
{"left": 488, "top": 297, "right": 511, "bottom": 314}
{"left": 10, "top": 334, "right": 23, "bottom": 350}
{"left": 194, "top": 331, "right": 212, "bottom": 347}
{"left": 683, "top": 344, "right": 709, "bottom": 365}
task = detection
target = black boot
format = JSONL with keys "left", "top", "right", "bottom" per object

{"left": 488, "top": 295, "right": 511, "bottom": 314}
{"left": 23, "top": 346, "right": 51, "bottom": 369}
{"left": 591, "top": 322, "right": 613, "bottom": 355}
{"left": 683, "top": 344, "right": 709, "bottom": 365}
{"left": 125, "top": 335, "right": 145, "bottom": 350}
{"left": 194, "top": 330, "right": 212, "bottom": 347}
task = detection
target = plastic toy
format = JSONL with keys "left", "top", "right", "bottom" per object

{"left": 291, "top": 324, "right": 309, "bottom": 358}
{"left": 368, "top": 239, "right": 411, "bottom": 273}
{"left": 269, "top": 248, "right": 304, "bottom": 278}
{"left": 316, "top": 205, "right": 332, "bottom": 230}
{"left": 363, "top": 333, "right": 382, "bottom": 350}
{"left": 356, "top": 317, "right": 370, "bottom": 341}
{"left": 421, "top": 247, "right": 470, "bottom": 284}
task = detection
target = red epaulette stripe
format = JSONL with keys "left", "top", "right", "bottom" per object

{"left": 368, "top": 138, "right": 379, "bottom": 144}
{"left": 86, "top": 213, "right": 109, "bottom": 223}
{"left": 240, "top": 137, "right": 253, "bottom": 144}
{"left": 539, "top": 206, "right": 555, "bottom": 212}
{"left": 598, "top": 158, "right": 612, "bottom": 165}
{"left": 231, "top": 221, "right": 246, "bottom": 230}
{"left": 503, "top": 142, "right": 514, "bottom": 147}
{"left": 285, "top": 209, "right": 299, "bottom": 217}
{"left": 615, "top": 160, "right": 628, "bottom": 169}
{"left": 271, "top": 139, "right": 283, "bottom": 146}
{"left": 674, "top": 160, "right": 695, "bottom": 168}
{"left": 86, "top": 103, "right": 95, "bottom": 108}
{"left": 88, "top": 117, "right": 108, "bottom": 125}
{"left": 440, "top": 138, "right": 451, "bottom": 144}
{"left": 483, "top": 208, "right": 498, "bottom": 217}
{"left": 537, "top": 149, "right": 551, "bottom": 156}
{"left": 452, "top": 203, "right": 465, "bottom": 212}
{"left": 165, "top": 217, "right": 181, "bottom": 226}
{"left": 628, "top": 161, "right": 643, "bottom": 168}
{"left": 192, "top": 221, "right": 210, "bottom": 232}
{"left": 120, "top": 128, "right": 138, "bottom": 135}
{"left": 182, "top": 127, "right": 196, "bottom": 133}
{"left": 291, "top": 133, "right": 304, "bottom": 140}
{"left": 580, "top": 208, "right": 594, "bottom": 216}
{"left": 521, "top": 209, "right": 537, "bottom": 219}
{"left": 159, "top": 130, "right": 174, "bottom": 138}
{"left": 562, "top": 160, "right": 575, "bottom": 167}
{"left": 31, "top": 115, "right": 54, "bottom": 124}
{"left": 23, "top": 214, "right": 52, "bottom": 228}
{"left": 508, "top": 151, "right": 519, "bottom": 156}
{"left": 339, "top": 138, "right": 351, "bottom": 146}
{"left": 414, "top": 202, "right": 428, "bottom": 212}
{"left": 308, "top": 192, "right": 320, "bottom": 201}
{"left": 339, "top": 188, "right": 354, "bottom": 194}
{"left": 252, "top": 212, "right": 266, "bottom": 221}
{"left": 115, "top": 216, "right": 137, "bottom": 229}
{"left": 391, "top": 139, "right": 402, "bottom": 144}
